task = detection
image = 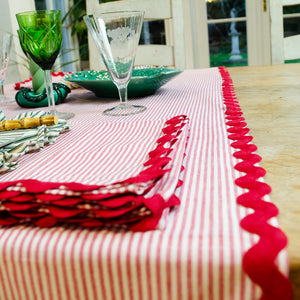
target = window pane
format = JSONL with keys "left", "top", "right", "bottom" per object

{"left": 208, "top": 21, "right": 247, "bottom": 67}
{"left": 283, "top": 5, "right": 300, "bottom": 14}
{"left": 206, "top": 0, "right": 246, "bottom": 19}
{"left": 139, "top": 21, "right": 166, "bottom": 45}
{"left": 284, "top": 17, "right": 300, "bottom": 37}
{"left": 282, "top": 5, "right": 300, "bottom": 63}
{"left": 34, "top": 0, "right": 46, "bottom": 10}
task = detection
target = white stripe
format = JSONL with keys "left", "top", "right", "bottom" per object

{"left": 0, "top": 228, "right": 20, "bottom": 300}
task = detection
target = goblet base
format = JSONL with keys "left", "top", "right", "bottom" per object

{"left": 48, "top": 111, "right": 75, "bottom": 120}
{"left": 58, "top": 111, "right": 75, "bottom": 120}
{"left": 103, "top": 103, "right": 146, "bottom": 116}
{"left": 0, "top": 95, "right": 15, "bottom": 104}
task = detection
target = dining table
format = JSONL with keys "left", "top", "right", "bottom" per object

{"left": 228, "top": 63, "right": 300, "bottom": 299}
{"left": 0, "top": 63, "right": 298, "bottom": 300}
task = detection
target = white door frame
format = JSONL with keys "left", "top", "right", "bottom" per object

{"left": 5, "top": 0, "right": 36, "bottom": 82}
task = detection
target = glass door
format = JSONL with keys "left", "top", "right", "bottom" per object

{"left": 207, "top": 0, "right": 247, "bottom": 67}
{"left": 188, "top": 0, "right": 271, "bottom": 68}
{"left": 283, "top": 3, "right": 300, "bottom": 63}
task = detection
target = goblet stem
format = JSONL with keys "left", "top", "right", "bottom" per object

{"left": 0, "top": 82, "right": 4, "bottom": 100}
{"left": 118, "top": 83, "right": 128, "bottom": 104}
{"left": 0, "top": 81, "right": 12, "bottom": 103}
{"left": 103, "top": 81, "right": 146, "bottom": 116}
{"left": 43, "top": 69, "right": 56, "bottom": 116}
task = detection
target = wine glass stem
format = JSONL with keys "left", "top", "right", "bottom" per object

{"left": 43, "top": 69, "right": 56, "bottom": 116}
{"left": 0, "top": 82, "right": 4, "bottom": 100}
{"left": 118, "top": 83, "right": 128, "bottom": 105}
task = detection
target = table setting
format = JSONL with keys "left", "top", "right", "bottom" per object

{"left": 0, "top": 8, "right": 295, "bottom": 300}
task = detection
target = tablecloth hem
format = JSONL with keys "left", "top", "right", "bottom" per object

{"left": 219, "top": 66, "right": 293, "bottom": 300}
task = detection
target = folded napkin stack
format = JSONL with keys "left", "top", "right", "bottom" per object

{"left": 0, "top": 115, "right": 189, "bottom": 231}
{"left": 0, "top": 110, "right": 70, "bottom": 173}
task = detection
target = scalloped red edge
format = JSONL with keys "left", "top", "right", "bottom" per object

{"left": 218, "top": 66, "right": 293, "bottom": 300}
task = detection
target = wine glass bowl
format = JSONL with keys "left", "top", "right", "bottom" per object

{"left": 0, "top": 31, "right": 12, "bottom": 103}
{"left": 18, "top": 25, "right": 61, "bottom": 70}
{"left": 84, "top": 11, "right": 145, "bottom": 116}
{"left": 16, "top": 10, "right": 74, "bottom": 120}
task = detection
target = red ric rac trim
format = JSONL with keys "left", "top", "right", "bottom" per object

{"left": 218, "top": 66, "right": 293, "bottom": 300}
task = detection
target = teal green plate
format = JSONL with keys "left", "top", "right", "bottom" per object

{"left": 64, "top": 68, "right": 182, "bottom": 98}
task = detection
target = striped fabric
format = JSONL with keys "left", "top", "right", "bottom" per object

{"left": 0, "top": 110, "right": 70, "bottom": 173}
{"left": 0, "top": 115, "right": 189, "bottom": 230}
{"left": 0, "top": 67, "right": 290, "bottom": 300}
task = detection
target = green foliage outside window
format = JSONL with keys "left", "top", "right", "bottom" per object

{"left": 65, "top": 0, "right": 119, "bottom": 67}
{"left": 64, "top": 0, "right": 88, "bottom": 65}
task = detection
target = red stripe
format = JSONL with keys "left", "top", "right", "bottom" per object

{"left": 43, "top": 230, "right": 56, "bottom": 299}
{"left": 0, "top": 229, "right": 11, "bottom": 300}
{"left": 23, "top": 229, "right": 42, "bottom": 300}
{"left": 3, "top": 228, "right": 24, "bottom": 299}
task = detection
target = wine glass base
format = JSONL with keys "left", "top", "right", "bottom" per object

{"left": 103, "top": 103, "right": 146, "bottom": 116}
{"left": 47, "top": 111, "right": 75, "bottom": 120}
{"left": 56, "top": 111, "right": 75, "bottom": 120}
{"left": 0, "top": 96, "right": 15, "bottom": 104}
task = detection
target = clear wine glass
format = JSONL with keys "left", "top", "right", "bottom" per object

{"left": 16, "top": 10, "right": 74, "bottom": 120}
{"left": 0, "top": 31, "right": 12, "bottom": 103}
{"left": 84, "top": 11, "right": 145, "bottom": 116}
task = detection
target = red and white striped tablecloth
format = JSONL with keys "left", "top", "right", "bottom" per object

{"left": 0, "top": 67, "right": 292, "bottom": 300}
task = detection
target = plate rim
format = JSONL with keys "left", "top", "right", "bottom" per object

{"left": 64, "top": 68, "right": 182, "bottom": 83}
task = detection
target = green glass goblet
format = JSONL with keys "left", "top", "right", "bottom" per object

{"left": 16, "top": 10, "right": 74, "bottom": 120}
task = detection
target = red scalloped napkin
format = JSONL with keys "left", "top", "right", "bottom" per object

{"left": 0, "top": 115, "right": 189, "bottom": 231}
{"left": 219, "top": 67, "right": 293, "bottom": 300}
